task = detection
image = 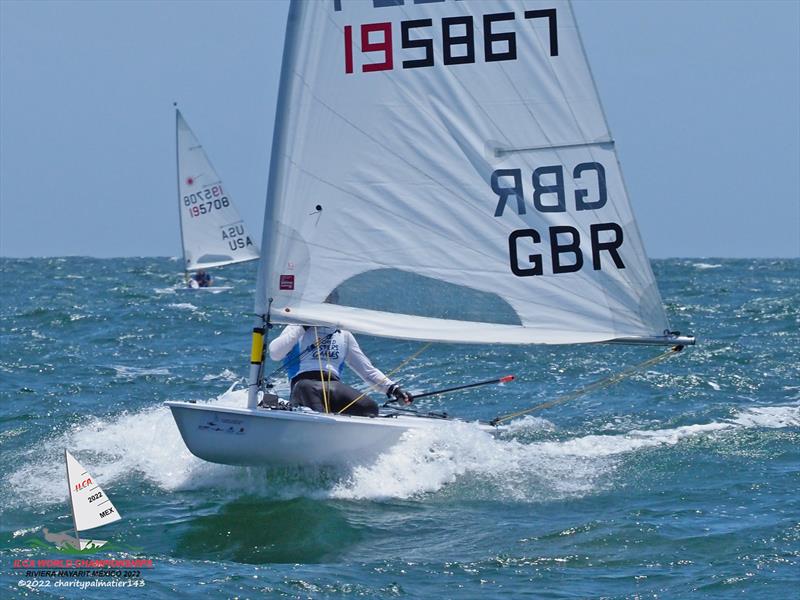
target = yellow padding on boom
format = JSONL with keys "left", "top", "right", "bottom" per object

{"left": 250, "top": 329, "right": 264, "bottom": 364}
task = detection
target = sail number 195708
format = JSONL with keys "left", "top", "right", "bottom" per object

{"left": 183, "top": 185, "right": 231, "bottom": 218}
{"left": 343, "top": 10, "right": 557, "bottom": 74}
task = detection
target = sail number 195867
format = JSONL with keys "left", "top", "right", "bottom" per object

{"left": 343, "top": 10, "right": 557, "bottom": 74}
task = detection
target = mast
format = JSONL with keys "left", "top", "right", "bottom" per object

{"left": 247, "top": 0, "right": 304, "bottom": 408}
{"left": 65, "top": 451, "right": 80, "bottom": 550}
{"left": 174, "top": 103, "right": 189, "bottom": 286}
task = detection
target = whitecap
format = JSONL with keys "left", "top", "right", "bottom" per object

{"left": 202, "top": 369, "right": 241, "bottom": 382}
{"left": 168, "top": 303, "right": 197, "bottom": 311}
{"left": 727, "top": 404, "right": 800, "bottom": 428}
{"left": 112, "top": 365, "right": 171, "bottom": 378}
{"left": 13, "top": 526, "right": 41, "bottom": 538}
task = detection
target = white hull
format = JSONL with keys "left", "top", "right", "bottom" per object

{"left": 167, "top": 401, "right": 494, "bottom": 467}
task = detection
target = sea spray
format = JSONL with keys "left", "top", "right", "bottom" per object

{"left": 7, "top": 394, "right": 797, "bottom": 508}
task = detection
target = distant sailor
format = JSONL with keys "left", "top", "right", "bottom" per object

{"left": 191, "top": 270, "right": 212, "bottom": 288}
{"left": 268, "top": 324, "right": 412, "bottom": 417}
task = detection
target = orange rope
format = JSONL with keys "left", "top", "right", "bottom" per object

{"left": 313, "top": 326, "right": 330, "bottom": 413}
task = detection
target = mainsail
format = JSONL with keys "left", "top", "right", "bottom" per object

{"left": 65, "top": 450, "right": 121, "bottom": 549}
{"left": 254, "top": 0, "right": 673, "bottom": 346}
{"left": 176, "top": 109, "right": 259, "bottom": 272}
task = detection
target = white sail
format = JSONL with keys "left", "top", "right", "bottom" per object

{"left": 255, "top": 0, "right": 670, "bottom": 345}
{"left": 176, "top": 109, "right": 259, "bottom": 272}
{"left": 65, "top": 450, "right": 121, "bottom": 533}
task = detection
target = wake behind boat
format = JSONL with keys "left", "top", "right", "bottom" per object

{"left": 174, "top": 106, "right": 259, "bottom": 290}
{"left": 169, "top": 0, "right": 694, "bottom": 469}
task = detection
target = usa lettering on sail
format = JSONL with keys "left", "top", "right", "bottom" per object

{"left": 221, "top": 224, "right": 256, "bottom": 252}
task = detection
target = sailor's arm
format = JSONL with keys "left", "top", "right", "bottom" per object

{"left": 268, "top": 325, "right": 305, "bottom": 360}
{"left": 343, "top": 332, "right": 394, "bottom": 394}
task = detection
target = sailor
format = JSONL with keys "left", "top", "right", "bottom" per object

{"left": 268, "top": 324, "right": 412, "bottom": 417}
{"left": 192, "top": 270, "right": 212, "bottom": 288}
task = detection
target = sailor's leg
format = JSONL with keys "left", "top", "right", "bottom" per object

{"left": 290, "top": 380, "right": 327, "bottom": 413}
{"left": 329, "top": 382, "right": 378, "bottom": 417}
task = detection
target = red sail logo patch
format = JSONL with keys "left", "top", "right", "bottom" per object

{"left": 279, "top": 275, "right": 295, "bottom": 290}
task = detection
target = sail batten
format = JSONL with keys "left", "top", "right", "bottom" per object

{"left": 255, "top": 0, "right": 671, "bottom": 345}
{"left": 495, "top": 137, "right": 614, "bottom": 155}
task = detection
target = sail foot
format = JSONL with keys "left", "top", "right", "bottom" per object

{"left": 277, "top": 302, "right": 687, "bottom": 347}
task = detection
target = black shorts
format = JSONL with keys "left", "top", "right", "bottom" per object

{"left": 291, "top": 379, "right": 378, "bottom": 417}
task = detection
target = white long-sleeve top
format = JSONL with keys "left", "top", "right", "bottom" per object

{"left": 268, "top": 325, "right": 395, "bottom": 393}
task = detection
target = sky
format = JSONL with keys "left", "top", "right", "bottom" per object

{"left": 1, "top": 0, "right": 798, "bottom": 259}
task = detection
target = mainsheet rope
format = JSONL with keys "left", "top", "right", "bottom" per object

{"left": 490, "top": 345, "right": 684, "bottom": 426}
{"left": 313, "top": 326, "right": 331, "bottom": 413}
{"left": 336, "top": 342, "right": 433, "bottom": 415}
{"left": 263, "top": 330, "right": 683, "bottom": 423}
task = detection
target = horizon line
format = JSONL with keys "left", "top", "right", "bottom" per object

{"left": 1, "top": 254, "right": 798, "bottom": 261}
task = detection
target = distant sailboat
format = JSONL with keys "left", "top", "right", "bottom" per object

{"left": 175, "top": 106, "right": 259, "bottom": 290}
{"left": 60, "top": 450, "right": 121, "bottom": 550}
{"left": 168, "top": 0, "right": 695, "bottom": 467}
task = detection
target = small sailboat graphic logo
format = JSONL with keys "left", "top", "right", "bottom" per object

{"left": 46, "top": 450, "right": 122, "bottom": 550}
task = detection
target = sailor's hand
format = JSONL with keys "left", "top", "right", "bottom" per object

{"left": 399, "top": 388, "right": 414, "bottom": 404}
{"left": 387, "top": 384, "right": 413, "bottom": 405}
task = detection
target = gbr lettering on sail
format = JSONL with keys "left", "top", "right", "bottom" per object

{"left": 492, "top": 164, "right": 622, "bottom": 277}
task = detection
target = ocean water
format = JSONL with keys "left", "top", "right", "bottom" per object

{"left": 0, "top": 257, "right": 798, "bottom": 598}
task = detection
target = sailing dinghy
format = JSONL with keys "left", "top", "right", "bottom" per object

{"left": 56, "top": 450, "right": 122, "bottom": 550}
{"left": 175, "top": 107, "right": 259, "bottom": 290}
{"left": 168, "top": 0, "right": 694, "bottom": 468}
